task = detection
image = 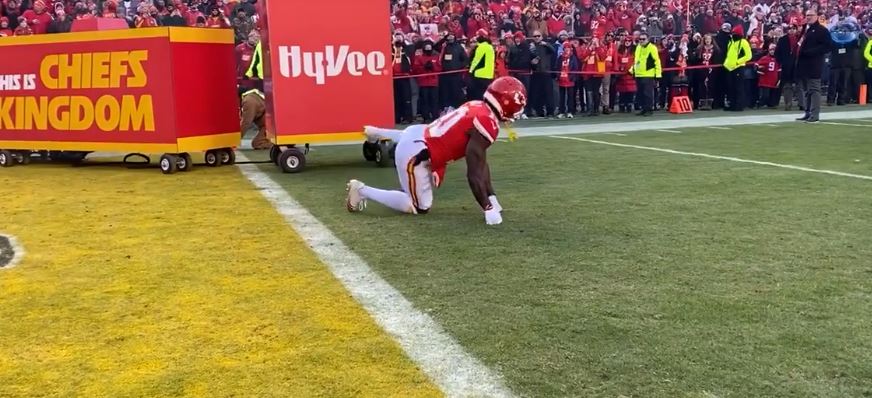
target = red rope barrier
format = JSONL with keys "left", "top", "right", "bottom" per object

{"left": 392, "top": 63, "right": 741, "bottom": 79}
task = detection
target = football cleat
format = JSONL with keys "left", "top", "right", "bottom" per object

{"left": 346, "top": 179, "right": 367, "bottom": 212}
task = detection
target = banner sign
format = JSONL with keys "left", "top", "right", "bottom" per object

{"left": 0, "top": 28, "right": 239, "bottom": 152}
{"left": 259, "top": 0, "right": 394, "bottom": 144}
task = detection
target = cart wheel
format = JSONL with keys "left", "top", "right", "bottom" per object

{"left": 269, "top": 145, "right": 281, "bottom": 165}
{"left": 160, "top": 154, "right": 179, "bottom": 174}
{"left": 362, "top": 141, "right": 378, "bottom": 161}
{"left": 376, "top": 141, "right": 393, "bottom": 167}
{"left": 0, "top": 150, "right": 14, "bottom": 168}
{"left": 219, "top": 148, "right": 236, "bottom": 165}
{"left": 204, "top": 150, "right": 220, "bottom": 167}
{"left": 278, "top": 147, "right": 306, "bottom": 173}
{"left": 177, "top": 153, "right": 192, "bottom": 172}
{"left": 17, "top": 151, "right": 31, "bottom": 165}
{"left": 68, "top": 151, "right": 88, "bottom": 164}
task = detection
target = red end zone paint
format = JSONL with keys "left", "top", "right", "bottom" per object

{"left": 0, "top": 28, "right": 239, "bottom": 153}
{"left": 258, "top": 0, "right": 394, "bottom": 144}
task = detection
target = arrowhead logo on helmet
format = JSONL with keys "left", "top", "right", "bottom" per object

{"left": 483, "top": 76, "right": 527, "bottom": 121}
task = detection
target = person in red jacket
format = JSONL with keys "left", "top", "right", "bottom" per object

{"left": 21, "top": 0, "right": 52, "bottom": 35}
{"left": 556, "top": 41, "right": 579, "bottom": 118}
{"left": 579, "top": 38, "right": 607, "bottom": 116}
{"left": 614, "top": 36, "right": 636, "bottom": 113}
{"left": 495, "top": 33, "right": 511, "bottom": 78}
{"left": 412, "top": 39, "right": 442, "bottom": 123}
{"left": 0, "top": 17, "right": 13, "bottom": 37}
{"left": 755, "top": 43, "right": 781, "bottom": 108}
{"left": 205, "top": 6, "right": 230, "bottom": 28}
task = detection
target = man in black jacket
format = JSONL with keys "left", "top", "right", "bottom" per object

{"left": 507, "top": 32, "right": 533, "bottom": 118}
{"left": 827, "top": 27, "right": 858, "bottom": 105}
{"left": 529, "top": 30, "right": 555, "bottom": 118}
{"left": 795, "top": 9, "right": 832, "bottom": 123}
{"left": 712, "top": 23, "right": 732, "bottom": 109}
{"left": 775, "top": 24, "right": 800, "bottom": 110}
{"left": 436, "top": 32, "right": 468, "bottom": 112}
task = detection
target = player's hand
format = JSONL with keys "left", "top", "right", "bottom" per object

{"left": 484, "top": 207, "right": 502, "bottom": 225}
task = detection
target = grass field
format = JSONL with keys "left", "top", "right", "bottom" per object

{"left": 253, "top": 119, "right": 872, "bottom": 397}
{"left": 0, "top": 162, "right": 439, "bottom": 397}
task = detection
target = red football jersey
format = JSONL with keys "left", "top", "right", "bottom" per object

{"left": 756, "top": 55, "right": 780, "bottom": 89}
{"left": 424, "top": 101, "right": 500, "bottom": 177}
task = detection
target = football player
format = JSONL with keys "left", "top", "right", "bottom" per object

{"left": 345, "top": 76, "right": 527, "bottom": 226}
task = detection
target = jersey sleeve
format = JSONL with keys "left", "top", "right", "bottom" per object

{"left": 471, "top": 111, "right": 500, "bottom": 144}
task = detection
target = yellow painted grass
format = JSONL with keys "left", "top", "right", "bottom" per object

{"left": 0, "top": 160, "right": 440, "bottom": 398}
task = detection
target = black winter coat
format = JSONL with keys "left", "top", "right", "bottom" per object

{"left": 775, "top": 35, "right": 797, "bottom": 82}
{"left": 795, "top": 22, "right": 832, "bottom": 79}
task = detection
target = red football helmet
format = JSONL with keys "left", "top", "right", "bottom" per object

{"left": 483, "top": 76, "right": 528, "bottom": 121}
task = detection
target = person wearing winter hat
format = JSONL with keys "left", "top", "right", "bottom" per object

{"left": 723, "top": 24, "right": 752, "bottom": 111}
{"left": 412, "top": 38, "right": 441, "bottom": 123}
{"left": 0, "top": 17, "right": 13, "bottom": 36}
{"left": 469, "top": 28, "right": 496, "bottom": 101}
{"left": 21, "top": 0, "right": 53, "bottom": 34}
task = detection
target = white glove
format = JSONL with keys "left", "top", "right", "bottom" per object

{"left": 488, "top": 195, "right": 502, "bottom": 212}
{"left": 484, "top": 207, "right": 502, "bottom": 225}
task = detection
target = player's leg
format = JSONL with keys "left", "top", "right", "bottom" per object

{"left": 347, "top": 126, "right": 427, "bottom": 214}
{"left": 364, "top": 126, "right": 404, "bottom": 143}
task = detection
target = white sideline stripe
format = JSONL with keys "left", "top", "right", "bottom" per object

{"left": 603, "top": 133, "right": 627, "bottom": 136}
{"left": 656, "top": 129, "right": 682, "bottom": 134}
{"left": 705, "top": 126, "right": 731, "bottom": 130}
{"left": 820, "top": 121, "right": 872, "bottom": 127}
{"left": 0, "top": 234, "right": 25, "bottom": 270}
{"left": 550, "top": 136, "right": 872, "bottom": 181}
{"left": 500, "top": 109, "right": 872, "bottom": 139}
{"left": 234, "top": 154, "right": 516, "bottom": 398}
{"left": 763, "top": 124, "right": 780, "bottom": 127}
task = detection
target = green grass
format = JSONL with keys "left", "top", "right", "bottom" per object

{"left": 254, "top": 120, "right": 872, "bottom": 398}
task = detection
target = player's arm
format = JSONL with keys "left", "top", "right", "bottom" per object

{"left": 465, "top": 131, "right": 493, "bottom": 210}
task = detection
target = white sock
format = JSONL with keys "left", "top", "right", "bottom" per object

{"left": 360, "top": 186, "right": 415, "bottom": 213}
{"left": 489, "top": 195, "right": 502, "bottom": 212}
{"left": 364, "top": 126, "right": 403, "bottom": 142}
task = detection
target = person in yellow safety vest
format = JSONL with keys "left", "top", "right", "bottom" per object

{"left": 864, "top": 28, "right": 872, "bottom": 104}
{"left": 629, "top": 32, "right": 661, "bottom": 116}
{"left": 245, "top": 40, "right": 264, "bottom": 91}
{"left": 468, "top": 29, "right": 495, "bottom": 101}
{"left": 240, "top": 88, "right": 272, "bottom": 150}
{"left": 723, "top": 24, "right": 752, "bottom": 111}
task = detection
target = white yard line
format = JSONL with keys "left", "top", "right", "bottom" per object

{"left": 602, "top": 133, "right": 627, "bottom": 136}
{"left": 550, "top": 136, "right": 872, "bottom": 181}
{"left": 501, "top": 109, "right": 872, "bottom": 139}
{"left": 656, "top": 129, "right": 682, "bottom": 134}
{"left": 235, "top": 155, "right": 515, "bottom": 398}
{"left": 763, "top": 124, "right": 780, "bottom": 127}
{"left": 819, "top": 121, "right": 872, "bottom": 127}
{"left": 705, "top": 126, "right": 732, "bottom": 130}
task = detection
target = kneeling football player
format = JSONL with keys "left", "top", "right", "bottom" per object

{"left": 345, "top": 76, "right": 527, "bottom": 226}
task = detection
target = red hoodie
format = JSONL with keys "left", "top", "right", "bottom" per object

{"left": 412, "top": 50, "right": 441, "bottom": 87}
{"left": 21, "top": 9, "right": 51, "bottom": 34}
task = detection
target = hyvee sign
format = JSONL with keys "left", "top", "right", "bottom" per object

{"left": 259, "top": 0, "right": 393, "bottom": 137}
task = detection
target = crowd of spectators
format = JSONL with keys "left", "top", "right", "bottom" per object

{"left": 390, "top": 0, "right": 872, "bottom": 123}
{"left": 0, "top": 0, "right": 258, "bottom": 44}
